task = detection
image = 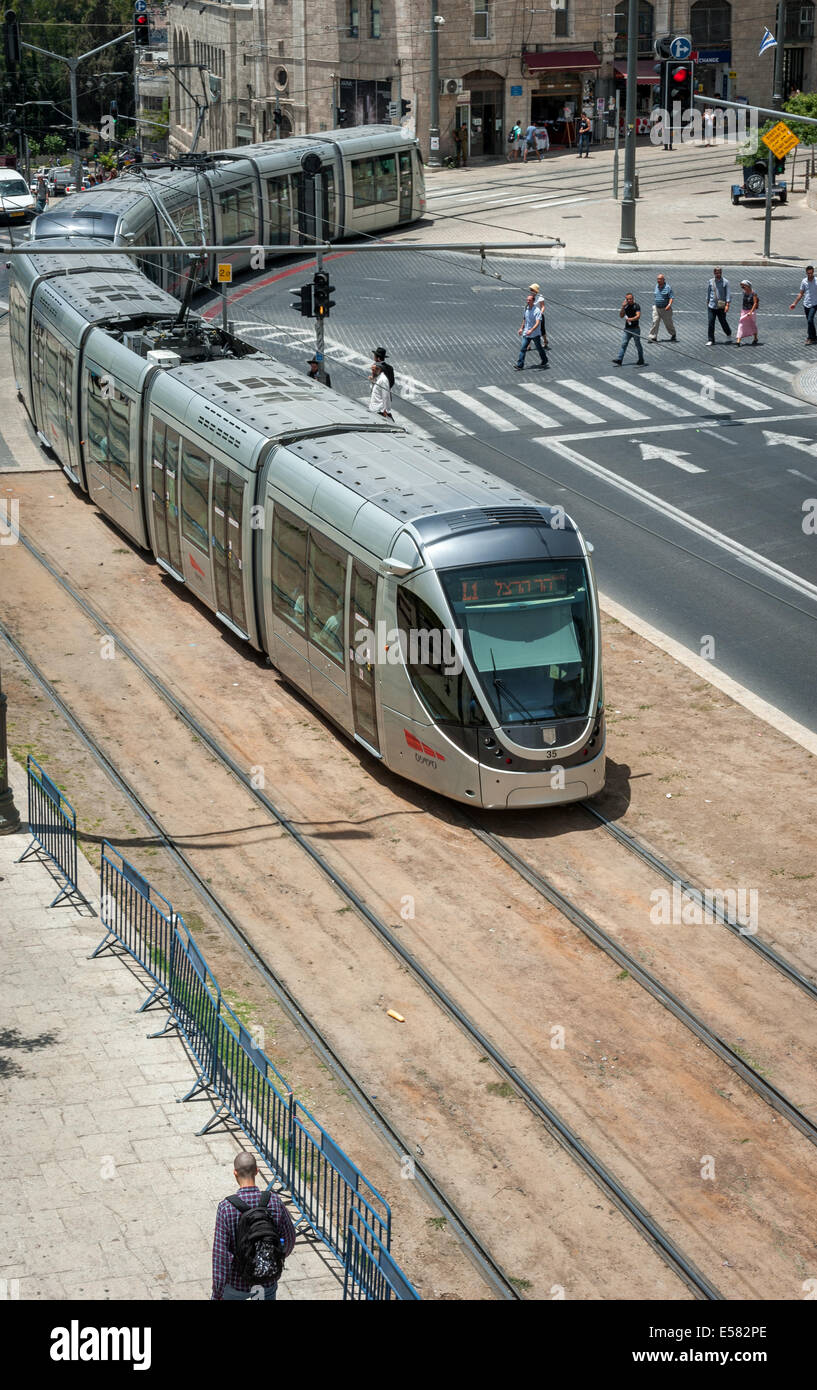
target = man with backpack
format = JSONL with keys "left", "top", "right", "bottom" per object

{"left": 211, "top": 1152, "right": 296, "bottom": 1300}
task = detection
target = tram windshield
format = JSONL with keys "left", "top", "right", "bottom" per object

{"left": 439, "top": 558, "right": 594, "bottom": 724}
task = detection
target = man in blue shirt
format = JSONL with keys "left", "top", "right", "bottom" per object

{"left": 789, "top": 264, "right": 817, "bottom": 343}
{"left": 647, "top": 273, "right": 676, "bottom": 343}
{"left": 515, "top": 293, "right": 548, "bottom": 369}
{"left": 523, "top": 123, "right": 539, "bottom": 162}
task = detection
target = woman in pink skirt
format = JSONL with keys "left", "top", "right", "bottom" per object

{"left": 736, "top": 278, "right": 759, "bottom": 345}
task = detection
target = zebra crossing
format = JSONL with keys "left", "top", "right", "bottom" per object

{"left": 400, "top": 360, "right": 817, "bottom": 440}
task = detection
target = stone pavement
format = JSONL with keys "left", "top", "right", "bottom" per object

{"left": 390, "top": 138, "right": 816, "bottom": 266}
{"left": 0, "top": 753, "right": 343, "bottom": 1302}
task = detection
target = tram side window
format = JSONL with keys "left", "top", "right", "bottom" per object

{"left": 108, "top": 392, "right": 132, "bottom": 488}
{"left": 86, "top": 374, "right": 132, "bottom": 487}
{"left": 323, "top": 169, "right": 336, "bottom": 235}
{"left": 396, "top": 588, "right": 481, "bottom": 725}
{"left": 271, "top": 507, "right": 308, "bottom": 635}
{"left": 180, "top": 438, "right": 211, "bottom": 550}
{"left": 219, "top": 184, "right": 256, "bottom": 244}
{"left": 351, "top": 158, "right": 376, "bottom": 208}
{"left": 9, "top": 283, "right": 26, "bottom": 380}
{"left": 375, "top": 155, "right": 397, "bottom": 203}
{"left": 266, "top": 175, "right": 290, "bottom": 243}
{"left": 307, "top": 530, "right": 346, "bottom": 665}
{"left": 45, "top": 337, "right": 60, "bottom": 434}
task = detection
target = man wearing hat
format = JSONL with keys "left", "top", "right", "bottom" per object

{"left": 515, "top": 291, "right": 549, "bottom": 371}
{"left": 371, "top": 346, "right": 395, "bottom": 390}
{"left": 307, "top": 356, "right": 332, "bottom": 388}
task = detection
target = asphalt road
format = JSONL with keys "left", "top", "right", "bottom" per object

{"left": 211, "top": 252, "right": 817, "bottom": 733}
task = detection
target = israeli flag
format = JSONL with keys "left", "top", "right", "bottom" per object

{"left": 759, "top": 27, "right": 777, "bottom": 55}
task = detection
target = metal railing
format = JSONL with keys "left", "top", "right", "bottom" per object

{"left": 92, "top": 840, "right": 416, "bottom": 1297}
{"left": 16, "top": 754, "right": 80, "bottom": 906}
{"left": 343, "top": 1208, "right": 420, "bottom": 1301}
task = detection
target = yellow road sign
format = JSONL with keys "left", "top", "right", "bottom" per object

{"left": 762, "top": 121, "right": 799, "bottom": 159}
{"left": 217, "top": 263, "right": 232, "bottom": 284}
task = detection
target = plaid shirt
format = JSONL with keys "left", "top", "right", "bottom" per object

{"left": 211, "top": 1186, "right": 297, "bottom": 1300}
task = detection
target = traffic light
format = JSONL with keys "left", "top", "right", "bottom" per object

{"left": 134, "top": 10, "right": 150, "bottom": 48}
{"left": 313, "top": 271, "right": 335, "bottom": 318}
{"left": 774, "top": 155, "right": 786, "bottom": 176}
{"left": 400, "top": 99, "right": 411, "bottom": 118}
{"left": 273, "top": 108, "right": 282, "bottom": 127}
{"left": 666, "top": 61, "right": 694, "bottom": 114}
{"left": 290, "top": 282, "right": 313, "bottom": 317}
{"left": 336, "top": 107, "right": 347, "bottom": 126}
{"left": 3, "top": 10, "right": 21, "bottom": 69}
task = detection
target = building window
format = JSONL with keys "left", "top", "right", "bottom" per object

{"left": 349, "top": 1, "right": 359, "bottom": 37}
{"left": 371, "top": 0, "right": 381, "bottom": 37}
{"left": 474, "top": 1, "right": 489, "bottom": 39}
{"left": 614, "top": 0, "right": 654, "bottom": 58}
{"left": 785, "top": 2, "right": 814, "bottom": 39}
{"left": 690, "top": 1, "right": 731, "bottom": 48}
{"left": 555, "top": 0, "right": 568, "bottom": 38}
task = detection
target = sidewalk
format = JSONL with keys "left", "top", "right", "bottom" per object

{"left": 0, "top": 753, "right": 343, "bottom": 1302}
{"left": 394, "top": 139, "right": 815, "bottom": 265}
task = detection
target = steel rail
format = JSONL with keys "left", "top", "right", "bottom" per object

{"left": 7, "top": 525, "right": 721, "bottom": 1300}
{"left": 468, "top": 823, "right": 817, "bottom": 1151}
{"left": 582, "top": 804, "right": 817, "bottom": 1002}
{"left": 0, "top": 615, "right": 520, "bottom": 1304}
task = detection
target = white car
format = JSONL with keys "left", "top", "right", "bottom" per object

{"left": 0, "top": 168, "right": 36, "bottom": 223}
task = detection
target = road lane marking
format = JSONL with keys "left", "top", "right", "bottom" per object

{"left": 519, "top": 383, "right": 604, "bottom": 423}
{"left": 558, "top": 378, "right": 648, "bottom": 419}
{"left": 637, "top": 441, "right": 705, "bottom": 474}
{"left": 444, "top": 390, "right": 517, "bottom": 431}
{"left": 415, "top": 400, "right": 475, "bottom": 435}
{"left": 641, "top": 372, "right": 731, "bottom": 415}
{"left": 480, "top": 386, "right": 558, "bottom": 429}
{"left": 541, "top": 438, "right": 817, "bottom": 605}
{"left": 677, "top": 370, "right": 771, "bottom": 412}
{"left": 599, "top": 376, "right": 693, "bottom": 416}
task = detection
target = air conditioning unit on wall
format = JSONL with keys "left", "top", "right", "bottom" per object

{"left": 440, "top": 78, "right": 463, "bottom": 96}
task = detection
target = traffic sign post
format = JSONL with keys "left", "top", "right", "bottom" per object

{"left": 762, "top": 120, "right": 799, "bottom": 159}
{"left": 217, "top": 262, "right": 232, "bottom": 329}
{"left": 669, "top": 35, "right": 692, "bottom": 60}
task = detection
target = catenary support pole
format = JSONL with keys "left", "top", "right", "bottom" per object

{"left": 0, "top": 659, "right": 21, "bottom": 836}
{"left": 428, "top": 0, "right": 440, "bottom": 168}
{"left": 764, "top": 1, "right": 787, "bottom": 259}
{"left": 617, "top": 0, "right": 639, "bottom": 251}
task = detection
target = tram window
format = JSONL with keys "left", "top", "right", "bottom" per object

{"left": 266, "top": 175, "right": 290, "bottom": 243}
{"left": 108, "top": 392, "right": 132, "bottom": 488}
{"left": 375, "top": 155, "right": 397, "bottom": 203}
{"left": 397, "top": 588, "right": 481, "bottom": 726}
{"left": 307, "top": 530, "right": 346, "bottom": 665}
{"left": 45, "top": 337, "right": 60, "bottom": 433}
{"left": 87, "top": 374, "right": 109, "bottom": 469}
{"left": 351, "top": 158, "right": 376, "bottom": 208}
{"left": 271, "top": 507, "right": 308, "bottom": 634}
{"left": 180, "top": 438, "right": 211, "bottom": 550}
{"left": 323, "top": 168, "right": 335, "bottom": 234}
{"left": 9, "top": 284, "right": 25, "bottom": 380}
{"left": 219, "top": 184, "right": 255, "bottom": 244}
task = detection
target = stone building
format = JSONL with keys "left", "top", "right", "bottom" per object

{"left": 165, "top": 1, "right": 816, "bottom": 160}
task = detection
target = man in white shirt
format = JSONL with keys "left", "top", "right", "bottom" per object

{"left": 789, "top": 265, "right": 817, "bottom": 344}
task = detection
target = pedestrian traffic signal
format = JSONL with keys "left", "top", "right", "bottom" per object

{"left": 3, "top": 10, "right": 21, "bottom": 69}
{"left": 134, "top": 11, "right": 150, "bottom": 48}
{"left": 273, "top": 108, "right": 283, "bottom": 127}
{"left": 291, "top": 282, "right": 313, "bottom": 317}
{"left": 313, "top": 271, "right": 335, "bottom": 318}
{"left": 401, "top": 99, "right": 411, "bottom": 118}
{"left": 336, "top": 107, "right": 347, "bottom": 126}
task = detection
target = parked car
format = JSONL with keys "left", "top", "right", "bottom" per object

{"left": 0, "top": 167, "right": 36, "bottom": 223}
{"left": 732, "top": 156, "right": 787, "bottom": 205}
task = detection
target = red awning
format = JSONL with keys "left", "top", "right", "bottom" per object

{"left": 614, "top": 62, "right": 660, "bottom": 84}
{"left": 523, "top": 49, "right": 600, "bottom": 72}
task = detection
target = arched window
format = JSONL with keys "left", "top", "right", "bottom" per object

{"left": 614, "top": 1, "right": 654, "bottom": 58}
{"left": 690, "top": 1, "right": 731, "bottom": 48}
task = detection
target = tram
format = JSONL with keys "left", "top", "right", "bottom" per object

{"left": 8, "top": 246, "right": 605, "bottom": 809}
{"left": 29, "top": 126, "right": 426, "bottom": 295}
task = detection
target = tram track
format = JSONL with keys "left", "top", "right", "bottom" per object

{"left": 4, "top": 517, "right": 724, "bottom": 1301}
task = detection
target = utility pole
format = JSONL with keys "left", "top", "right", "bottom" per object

{"left": 428, "top": 2, "right": 441, "bottom": 168}
{"left": 617, "top": 0, "right": 639, "bottom": 251}
{"left": 22, "top": 32, "right": 132, "bottom": 189}
{"left": 763, "top": 0, "right": 786, "bottom": 259}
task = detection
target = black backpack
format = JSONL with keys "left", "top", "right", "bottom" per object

{"left": 227, "top": 1192, "right": 286, "bottom": 1283}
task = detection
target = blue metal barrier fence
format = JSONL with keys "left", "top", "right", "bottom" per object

{"left": 343, "top": 1208, "right": 421, "bottom": 1301}
{"left": 94, "top": 840, "right": 418, "bottom": 1299}
{"left": 17, "top": 755, "right": 80, "bottom": 907}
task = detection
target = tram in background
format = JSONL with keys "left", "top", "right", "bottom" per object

{"left": 8, "top": 245, "right": 605, "bottom": 810}
{"left": 28, "top": 126, "right": 426, "bottom": 295}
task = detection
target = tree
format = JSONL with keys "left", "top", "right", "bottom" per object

{"left": 43, "top": 133, "right": 66, "bottom": 155}
{"left": 782, "top": 91, "right": 817, "bottom": 148}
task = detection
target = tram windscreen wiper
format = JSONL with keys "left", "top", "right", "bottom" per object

{"left": 490, "top": 648, "right": 535, "bottom": 721}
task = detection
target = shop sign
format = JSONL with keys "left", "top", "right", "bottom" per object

{"left": 510, "top": 85, "right": 523, "bottom": 95}
{"left": 694, "top": 48, "right": 732, "bottom": 65}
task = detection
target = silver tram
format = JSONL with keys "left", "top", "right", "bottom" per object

{"left": 29, "top": 127, "right": 426, "bottom": 294}
{"left": 8, "top": 247, "right": 605, "bottom": 809}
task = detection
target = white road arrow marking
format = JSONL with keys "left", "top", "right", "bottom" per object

{"left": 637, "top": 441, "right": 705, "bottom": 474}
{"left": 763, "top": 430, "right": 817, "bottom": 456}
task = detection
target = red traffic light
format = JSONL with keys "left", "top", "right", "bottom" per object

{"left": 136, "top": 14, "right": 148, "bottom": 24}
{"left": 671, "top": 66, "right": 688, "bottom": 83}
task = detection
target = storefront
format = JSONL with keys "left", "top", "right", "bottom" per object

{"left": 523, "top": 49, "right": 600, "bottom": 143}
{"left": 613, "top": 61, "right": 661, "bottom": 123}
{"left": 461, "top": 70, "right": 504, "bottom": 158}
{"left": 693, "top": 48, "right": 732, "bottom": 100}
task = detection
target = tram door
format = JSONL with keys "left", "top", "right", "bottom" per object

{"left": 349, "top": 559, "right": 380, "bottom": 755}
{"left": 212, "top": 463, "right": 248, "bottom": 638}
{"left": 150, "top": 420, "right": 184, "bottom": 579}
{"left": 398, "top": 151, "right": 413, "bottom": 221}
